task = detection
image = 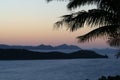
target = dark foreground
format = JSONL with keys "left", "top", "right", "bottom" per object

{"left": 0, "top": 49, "right": 108, "bottom": 60}
{"left": 98, "top": 75, "right": 120, "bottom": 80}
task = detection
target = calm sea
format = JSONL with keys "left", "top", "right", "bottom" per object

{"left": 0, "top": 59, "right": 120, "bottom": 80}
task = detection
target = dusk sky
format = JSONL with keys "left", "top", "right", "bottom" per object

{"left": 0, "top": 0, "right": 110, "bottom": 49}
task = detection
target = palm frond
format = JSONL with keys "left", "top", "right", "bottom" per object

{"left": 107, "top": 32, "right": 120, "bottom": 47}
{"left": 99, "top": 0, "right": 120, "bottom": 13}
{"left": 77, "top": 25, "right": 120, "bottom": 43}
{"left": 54, "top": 9, "right": 118, "bottom": 31}
{"left": 107, "top": 37, "right": 120, "bottom": 47}
{"left": 68, "top": 0, "right": 120, "bottom": 13}
{"left": 67, "top": 0, "right": 100, "bottom": 9}
{"left": 55, "top": 11, "right": 88, "bottom": 31}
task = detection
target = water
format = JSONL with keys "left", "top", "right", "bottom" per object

{"left": 0, "top": 59, "right": 120, "bottom": 80}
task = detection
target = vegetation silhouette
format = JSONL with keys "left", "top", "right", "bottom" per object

{"left": 98, "top": 75, "right": 120, "bottom": 80}
{"left": 107, "top": 34, "right": 120, "bottom": 58}
{"left": 47, "top": 0, "right": 120, "bottom": 57}
{"left": 0, "top": 49, "right": 107, "bottom": 60}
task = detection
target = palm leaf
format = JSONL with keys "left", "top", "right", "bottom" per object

{"left": 68, "top": 0, "right": 120, "bottom": 13}
{"left": 77, "top": 25, "right": 120, "bottom": 43}
{"left": 107, "top": 37, "right": 120, "bottom": 47}
{"left": 107, "top": 33, "right": 120, "bottom": 47}
{"left": 55, "top": 9, "right": 119, "bottom": 31}
{"left": 67, "top": 0, "right": 100, "bottom": 9}
{"left": 99, "top": 0, "right": 120, "bottom": 13}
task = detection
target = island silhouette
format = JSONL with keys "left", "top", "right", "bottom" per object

{"left": 0, "top": 48, "right": 108, "bottom": 60}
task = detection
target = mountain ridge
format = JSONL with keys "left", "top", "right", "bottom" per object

{"left": 0, "top": 44, "right": 81, "bottom": 50}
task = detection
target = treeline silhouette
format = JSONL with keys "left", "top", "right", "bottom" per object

{"left": 0, "top": 49, "right": 108, "bottom": 60}
{"left": 98, "top": 75, "right": 120, "bottom": 80}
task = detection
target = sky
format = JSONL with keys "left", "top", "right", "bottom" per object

{"left": 0, "top": 0, "right": 111, "bottom": 49}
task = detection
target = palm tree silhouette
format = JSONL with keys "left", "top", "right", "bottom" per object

{"left": 47, "top": 0, "right": 120, "bottom": 47}
{"left": 47, "top": 0, "right": 120, "bottom": 45}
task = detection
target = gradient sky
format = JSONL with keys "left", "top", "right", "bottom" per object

{"left": 0, "top": 0, "right": 110, "bottom": 49}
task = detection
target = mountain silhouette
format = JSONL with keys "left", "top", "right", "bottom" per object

{"left": 55, "top": 44, "right": 80, "bottom": 50}
{"left": 0, "top": 44, "right": 81, "bottom": 50}
{"left": 37, "top": 44, "right": 54, "bottom": 50}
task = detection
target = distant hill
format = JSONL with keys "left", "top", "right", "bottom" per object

{"left": 55, "top": 44, "right": 80, "bottom": 50}
{"left": 90, "top": 48, "right": 118, "bottom": 54}
{"left": 0, "top": 49, "right": 108, "bottom": 60}
{"left": 89, "top": 48, "right": 119, "bottom": 58}
{"left": 0, "top": 44, "right": 81, "bottom": 50}
{"left": 0, "top": 44, "right": 11, "bottom": 49}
